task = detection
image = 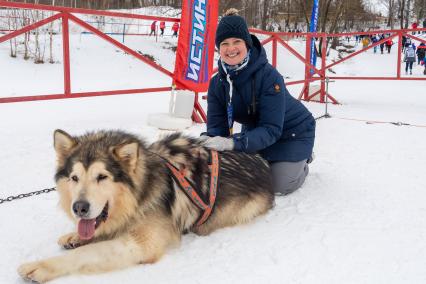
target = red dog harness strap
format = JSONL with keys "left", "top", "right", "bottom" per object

{"left": 197, "top": 150, "right": 219, "bottom": 226}
{"left": 166, "top": 150, "right": 220, "bottom": 227}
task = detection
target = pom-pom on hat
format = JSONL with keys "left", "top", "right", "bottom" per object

{"left": 215, "top": 8, "right": 253, "bottom": 48}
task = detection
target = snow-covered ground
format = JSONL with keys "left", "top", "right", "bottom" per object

{"left": 1, "top": 12, "right": 426, "bottom": 284}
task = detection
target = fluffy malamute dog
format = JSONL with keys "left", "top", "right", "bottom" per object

{"left": 18, "top": 130, "right": 274, "bottom": 283}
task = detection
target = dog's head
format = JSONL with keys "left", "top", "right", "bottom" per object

{"left": 53, "top": 129, "right": 145, "bottom": 240}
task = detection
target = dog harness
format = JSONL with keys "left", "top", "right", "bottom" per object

{"left": 166, "top": 150, "right": 219, "bottom": 227}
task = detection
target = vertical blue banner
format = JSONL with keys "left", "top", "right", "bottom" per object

{"left": 309, "top": 0, "right": 319, "bottom": 75}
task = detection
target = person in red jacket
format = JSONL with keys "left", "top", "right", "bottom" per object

{"left": 385, "top": 38, "right": 393, "bottom": 53}
{"left": 159, "top": 21, "right": 165, "bottom": 36}
{"left": 150, "top": 21, "right": 157, "bottom": 36}
{"left": 172, "top": 22, "right": 179, "bottom": 37}
{"left": 412, "top": 22, "right": 418, "bottom": 34}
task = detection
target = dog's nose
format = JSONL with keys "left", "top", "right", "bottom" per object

{"left": 73, "top": 200, "right": 90, "bottom": 217}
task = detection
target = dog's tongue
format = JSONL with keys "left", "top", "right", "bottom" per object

{"left": 78, "top": 218, "right": 96, "bottom": 240}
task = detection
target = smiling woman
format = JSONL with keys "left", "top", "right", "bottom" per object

{"left": 219, "top": 38, "right": 248, "bottom": 66}
{"left": 202, "top": 8, "right": 316, "bottom": 196}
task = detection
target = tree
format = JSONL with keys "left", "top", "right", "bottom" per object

{"left": 380, "top": 0, "right": 397, "bottom": 28}
{"left": 413, "top": 0, "right": 426, "bottom": 20}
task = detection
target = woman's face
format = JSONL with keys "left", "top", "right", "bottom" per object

{"left": 219, "top": 37, "right": 248, "bottom": 66}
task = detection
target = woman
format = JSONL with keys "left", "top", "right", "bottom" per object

{"left": 203, "top": 9, "right": 315, "bottom": 195}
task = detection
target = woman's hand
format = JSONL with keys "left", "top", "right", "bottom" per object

{"left": 202, "top": 136, "right": 234, "bottom": 151}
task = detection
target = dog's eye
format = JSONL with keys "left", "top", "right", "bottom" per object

{"left": 71, "top": 175, "right": 79, "bottom": 182}
{"left": 96, "top": 174, "right": 108, "bottom": 182}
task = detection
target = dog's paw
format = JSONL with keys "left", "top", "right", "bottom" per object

{"left": 58, "top": 232, "right": 86, "bottom": 249}
{"left": 18, "top": 260, "right": 55, "bottom": 283}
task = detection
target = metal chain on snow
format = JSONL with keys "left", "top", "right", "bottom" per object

{"left": 0, "top": 187, "right": 56, "bottom": 205}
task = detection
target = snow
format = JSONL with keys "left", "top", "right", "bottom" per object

{"left": 1, "top": 13, "right": 426, "bottom": 284}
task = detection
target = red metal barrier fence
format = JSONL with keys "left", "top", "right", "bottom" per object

{"left": 0, "top": 1, "right": 207, "bottom": 123}
{"left": 1, "top": 1, "right": 426, "bottom": 123}
{"left": 250, "top": 28, "right": 426, "bottom": 104}
{"left": 0, "top": 1, "right": 179, "bottom": 101}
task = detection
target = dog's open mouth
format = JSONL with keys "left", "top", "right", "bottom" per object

{"left": 77, "top": 202, "right": 109, "bottom": 240}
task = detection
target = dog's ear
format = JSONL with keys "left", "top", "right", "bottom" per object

{"left": 54, "top": 129, "right": 77, "bottom": 163}
{"left": 111, "top": 142, "right": 139, "bottom": 171}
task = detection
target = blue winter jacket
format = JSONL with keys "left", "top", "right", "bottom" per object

{"left": 207, "top": 35, "right": 315, "bottom": 163}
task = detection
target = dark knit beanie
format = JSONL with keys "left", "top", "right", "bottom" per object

{"left": 215, "top": 10, "right": 253, "bottom": 48}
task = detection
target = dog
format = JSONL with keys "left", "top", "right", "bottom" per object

{"left": 18, "top": 129, "right": 274, "bottom": 283}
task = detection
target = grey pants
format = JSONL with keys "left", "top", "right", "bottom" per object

{"left": 270, "top": 160, "right": 309, "bottom": 195}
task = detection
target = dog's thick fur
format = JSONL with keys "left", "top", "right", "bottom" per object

{"left": 18, "top": 130, "right": 274, "bottom": 283}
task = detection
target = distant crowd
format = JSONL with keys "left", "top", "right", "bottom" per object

{"left": 352, "top": 19, "right": 426, "bottom": 76}
{"left": 146, "top": 18, "right": 426, "bottom": 75}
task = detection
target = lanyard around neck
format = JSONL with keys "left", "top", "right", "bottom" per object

{"left": 220, "top": 58, "right": 249, "bottom": 136}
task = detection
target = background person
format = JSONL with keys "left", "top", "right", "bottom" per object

{"left": 404, "top": 45, "right": 416, "bottom": 75}
{"left": 379, "top": 34, "right": 385, "bottom": 54}
{"left": 159, "top": 21, "right": 165, "bottom": 36}
{"left": 385, "top": 38, "right": 393, "bottom": 53}
{"left": 361, "top": 36, "right": 370, "bottom": 49}
{"left": 172, "top": 22, "right": 179, "bottom": 37}
{"left": 403, "top": 36, "right": 412, "bottom": 53}
{"left": 149, "top": 21, "right": 157, "bottom": 36}
{"left": 423, "top": 53, "right": 426, "bottom": 75}
{"left": 371, "top": 34, "right": 378, "bottom": 53}
{"left": 416, "top": 42, "right": 426, "bottom": 65}
{"left": 412, "top": 22, "right": 418, "bottom": 34}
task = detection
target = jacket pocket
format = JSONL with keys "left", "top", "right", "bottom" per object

{"left": 282, "top": 117, "right": 315, "bottom": 139}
